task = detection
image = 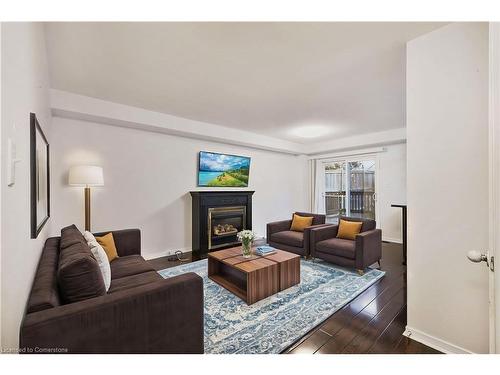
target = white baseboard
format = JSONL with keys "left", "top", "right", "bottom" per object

{"left": 143, "top": 248, "right": 192, "bottom": 261}
{"left": 382, "top": 236, "right": 402, "bottom": 244}
{"left": 403, "top": 326, "right": 474, "bottom": 354}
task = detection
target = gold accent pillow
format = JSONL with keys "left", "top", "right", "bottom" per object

{"left": 95, "top": 232, "right": 119, "bottom": 262}
{"left": 336, "top": 219, "right": 363, "bottom": 240}
{"left": 290, "top": 214, "right": 314, "bottom": 232}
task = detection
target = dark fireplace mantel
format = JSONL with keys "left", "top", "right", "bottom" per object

{"left": 190, "top": 191, "right": 254, "bottom": 258}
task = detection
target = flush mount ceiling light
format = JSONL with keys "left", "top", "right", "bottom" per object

{"left": 290, "top": 125, "right": 332, "bottom": 139}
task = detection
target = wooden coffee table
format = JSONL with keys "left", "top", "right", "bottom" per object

{"left": 207, "top": 246, "right": 300, "bottom": 304}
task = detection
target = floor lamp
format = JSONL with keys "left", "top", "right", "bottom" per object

{"left": 69, "top": 166, "right": 104, "bottom": 232}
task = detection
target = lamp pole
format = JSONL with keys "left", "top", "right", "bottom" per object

{"left": 68, "top": 166, "right": 103, "bottom": 232}
{"left": 85, "top": 186, "right": 91, "bottom": 231}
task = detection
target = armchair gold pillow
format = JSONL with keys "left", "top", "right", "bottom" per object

{"left": 336, "top": 219, "right": 363, "bottom": 240}
{"left": 290, "top": 213, "right": 314, "bottom": 232}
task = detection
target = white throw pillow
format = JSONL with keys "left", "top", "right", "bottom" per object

{"left": 84, "top": 230, "right": 97, "bottom": 244}
{"left": 85, "top": 232, "right": 111, "bottom": 292}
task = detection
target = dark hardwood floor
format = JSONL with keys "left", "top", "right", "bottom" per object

{"left": 148, "top": 242, "right": 441, "bottom": 354}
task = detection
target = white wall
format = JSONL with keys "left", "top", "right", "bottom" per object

{"left": 377, "top": 143, "right": 407, "bottom": 243}
{"left": 406, "top": 22, "right": 489, "bottom": 353}
{"left": 1, "top": 23, "right": 52, "bottom": 350}
{"left": 50, "top": 117, "right": 308, "bottom": 259}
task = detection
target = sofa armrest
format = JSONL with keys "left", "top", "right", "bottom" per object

{"left": 355, "top": 229, "right": 382, "bottom": 269}
{"left": 303, "top": 224, "right": 333, "bottom": 256}
{"left": 20, "top": 272, "right": 204, "bottom": 354}
{"left": 93, "top": 228, "right": 141, "bottom": 257}
{"left": 310, "top": 225, "right": 338, "bottom": 243}
{"left": 266, "top": 219, "right": 292, "bottom": 240}
{"left": 310, "top": 225, "right": 338, "bottom": 257}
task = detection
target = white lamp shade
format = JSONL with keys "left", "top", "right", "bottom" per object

{"left": 68, "top": 166, "right": 104, "bottom": 187}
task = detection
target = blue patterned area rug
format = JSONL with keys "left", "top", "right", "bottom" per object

{"left": 158, "top": 259, "right": 384, "bottom": 354}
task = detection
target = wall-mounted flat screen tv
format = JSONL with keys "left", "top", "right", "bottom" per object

{"left": 198, "top": 151, "right": 251, "bottom": 187}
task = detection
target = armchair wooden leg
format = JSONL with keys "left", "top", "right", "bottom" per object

{"left": 377, "top": 260, "right": 381, "bottom": 268}
{"left": 357, "top": 269, "right": 365, "bottom": 276}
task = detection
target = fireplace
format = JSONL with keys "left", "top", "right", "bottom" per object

{"left": 208, "top": 206, "right": 246, "bottom": 250}
{"left": 190, "top": 191, "right": 254, "bottom": 257}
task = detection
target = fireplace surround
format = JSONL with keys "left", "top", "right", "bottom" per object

{"left": 190, "top": 191, "right": 254, "bottom": 257}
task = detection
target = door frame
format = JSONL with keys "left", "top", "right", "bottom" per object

{"left": 489, "top": 21, "right": 500, "bottom": 354}
{"left": 316, "top": 153, "right": 380, "bottom": 226}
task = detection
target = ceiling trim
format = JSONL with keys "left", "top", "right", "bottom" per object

{"left": 307, "top": 127, "right": 407, "bottom": 155}
{"left": 309, "top": 146, "right": 388, "bottom": 161}
{"left": 50, "top": 89, "right": 305, "bottom": 155}
{"left": 50, "top": 89, "right": 406, "bottom": 156}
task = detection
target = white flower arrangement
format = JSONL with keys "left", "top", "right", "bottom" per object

{"left": 237, "top": 230, "right": 256, "bottom": 245}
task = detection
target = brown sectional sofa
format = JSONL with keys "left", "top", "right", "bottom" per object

{"left": 20, "top": 228, "right": 204, "bottom": 354}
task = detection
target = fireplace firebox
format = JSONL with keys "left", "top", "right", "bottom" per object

{"left": 190, "top": 191, "right": 254, "bottom": 257}
{"left": 208, "top": 206, "right": 246, "bottom": 250}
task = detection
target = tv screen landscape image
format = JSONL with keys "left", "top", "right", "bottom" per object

{"left": 198, "top": 151, "right": 251, "bottom": 187}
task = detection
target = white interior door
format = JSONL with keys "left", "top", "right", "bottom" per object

{"left": 489, "top": 21, "right": 500, "bottom": 354}
{"left": 406, "top": 22, "right": 490, "bottom": 353}
{"left": 465, "top": 21, "right": 499, "bottom": 355}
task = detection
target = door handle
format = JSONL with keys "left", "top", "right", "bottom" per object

{"left": 467, "top": 250, "right": 495, "bottom": 271}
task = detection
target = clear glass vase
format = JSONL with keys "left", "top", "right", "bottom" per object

{"left": 242, "top": 241, "right": 252, "bottom": 258}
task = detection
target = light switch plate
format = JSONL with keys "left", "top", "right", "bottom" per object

{"left": 7, "top": 138, "right": 21, "bottom": 186}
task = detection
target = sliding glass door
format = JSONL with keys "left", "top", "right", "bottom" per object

{"left": 324, "top": 161, "right": 347, "bottom": 223}
{"left": 321, "top": 157, "right": 377, "bottom": 224}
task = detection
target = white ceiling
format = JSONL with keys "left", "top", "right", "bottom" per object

{"left": 45, "top": 22, "right": 445, "bottom": 144}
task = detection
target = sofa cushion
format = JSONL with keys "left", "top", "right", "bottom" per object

{"left": 84, "top": 230, "right": 96, "bottom": 243}
{"left": 108, "top": 271, "right": 162, "bottom": 294}
{"left": 96, "top": 232, "right": 119, "bottom": 262}
{"left": 58, "top": 241, "right": 106, "bottom": 303}
{"left": 26, "top": 237, "right": 62, "bottom": 313}
{"left": 93, "top": 229, "right": 141, "bottom": 257}
{"left": 295, "top": 212, "right": 325, "bottom": 226}
{"left": 339, "top": 216, "right": 376, "bottom": 232}
{"left": 88, "top": 241, "right": 112, "bottom": 292}
{"left": 316, "top": 238, "right": 356, "bottom": 259}
{"left": 337, "top": 219, "right": 362, "bottom": 240}
{"left": 60, "top": 224, "right": 87, "bottom": 249}
{"left": 290, "top": 214, "right": 313, "bottom": 232}
{"left": 270, "top": 230, "right": 304, "bottom": 248}
{"left": 110, "top": 255, "right": 155, "bottom": 280}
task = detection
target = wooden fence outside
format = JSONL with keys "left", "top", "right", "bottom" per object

{"left": 325, "top": 190, "right": 375, "bottom": 218}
